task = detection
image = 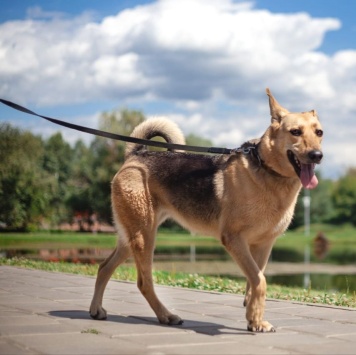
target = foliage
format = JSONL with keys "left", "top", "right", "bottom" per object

{"left": 185, "top": 133, "right": 213, "bottom": 150}
{"left": 43, "top": 133, "right": 74, "bottom": 225}
{"left": 1, "top": 110, "right": 356, "bottom": 230}
{"left": 0, "top": 124, "right": 54, "bottom": 230}
{"left": 0, "top": 109, "right": 146, "bottom": 229}
{"left": 87, "top": 108, "right": 145, "bottom": 223}
{"left": 290, "top": 172, "right": 335, "bottom": 229}
{"left": 65, "top": 140, "right": 94, "bottom": 216}
{"left": 331, "top": 168, "right": 356, "bottom": 226}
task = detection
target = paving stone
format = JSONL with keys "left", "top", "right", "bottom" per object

{"left": 1, "top": 266, "right": 355, "bottom": 355}
{"left": 292, "top": 340, "right": 356, "bottom": 354}
{"left": 5, "top": 333, "right": 146, "bottom": 355}
{"left": 0, "top": 314, "right": 57, "bottom": 327}
{"left": 273, "top": 317, "right": 327, "bottom": 328}
{"left": 0, "top": 340, "right": 36, "bottom": 354}
{"left": 0, "top": 322, "right": 79, "bottom": 336}
{"left": 123, "top": 328, "right": 246, "bottom": 348}
{"left": 11, "top": 300, "right": 88, "bottom": 314}
{"left": 147, "top": 340, "right": 291, "bottom": 355}
{"left": 327, "top": 332, "right": 356, "bottom": 341}
{"left": 109, "top": 320, "right": 194, "bottom": 337}
{"left": 285, "top": 321, "right": 356, "bottom": 336}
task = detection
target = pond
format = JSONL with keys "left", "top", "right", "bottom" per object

{"left": 1, "top": 242, "right": 355, "bottom": 293}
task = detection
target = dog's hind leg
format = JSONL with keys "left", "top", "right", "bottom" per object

{"left": 132, "top": 231, "right": 183, "bottom": 325}
{"left": 90, "top": 238, "right": 131, "bottom": 320}
{"left": 243, "top": 240, "right": 274, "bottom": 307}
{"left": 222, "top": 233, "right": 275, "bottom": 332}
{"left": 111, "top": 167, "right": 182, "bottom": 325}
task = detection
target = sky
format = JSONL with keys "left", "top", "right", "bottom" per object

{"left": 1, "top": 0, "right": 356, "bottom": 179}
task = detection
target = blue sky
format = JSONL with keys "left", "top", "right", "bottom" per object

{"left": 1, "top": 0, "right": 356, "bottom": 178}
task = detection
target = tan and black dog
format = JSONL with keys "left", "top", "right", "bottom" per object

{"left": 90, "top": 89, "right": 323, "bottom": 332}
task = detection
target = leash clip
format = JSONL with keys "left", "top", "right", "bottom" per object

{"left": 230, "top": 145, "right": 262, "bottom": 167}
{"left": 231, "top": 147, "right": 253, "bottom": 155}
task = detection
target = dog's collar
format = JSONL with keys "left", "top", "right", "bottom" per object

{"left": 238, "top": 140, "right": 285, "bottom": 178}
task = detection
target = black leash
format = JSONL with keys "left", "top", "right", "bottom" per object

{"left": 0, "top": 98, "right": 251, "bottom": 155}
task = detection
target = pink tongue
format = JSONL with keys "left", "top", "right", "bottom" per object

{"left": 300, "top": 163, "right": 318, "bottom": 189}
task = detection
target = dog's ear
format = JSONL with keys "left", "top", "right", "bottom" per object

{"left": 266, "top": 88, "right": 289, "bottom": 123}
{"left": 310, "top": 109, "right": 317, "bottom": 117}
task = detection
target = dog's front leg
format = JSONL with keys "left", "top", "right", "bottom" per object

{"left": 222, "top": 233, "right": 275, "bottom": 332}
{"left": 243, "top": 240, "right": 275, "bottom": 307}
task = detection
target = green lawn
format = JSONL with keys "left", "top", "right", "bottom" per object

{"left": 1, "top": 223, "right": 355, "bottom": 248}
{"left": 0, "top": 232, "right": 117, "bottom": 249}
{"left": 1, "top": 224, "right": 355, "bottom": 264}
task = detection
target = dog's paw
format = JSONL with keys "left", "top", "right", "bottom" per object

{"left": 89, "top": 305, "right": 107, "bottom": 320}
{"left": 159, "top": 313, "right": 183, "bottom": 326}
{"left": 247, "top": 320, "right": 275, "bottom": 333}
{"left": 168, "top": 314, "right": 184, "bottom": 325}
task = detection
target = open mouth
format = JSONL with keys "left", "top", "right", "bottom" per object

{"left": 287, "top": 150, "right": 318, "bottom": 189}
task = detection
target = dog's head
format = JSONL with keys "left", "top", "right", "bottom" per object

{"left": 263, "top": 88, "right": 323, "bottom": 189}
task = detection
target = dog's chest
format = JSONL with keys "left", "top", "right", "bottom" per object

{"left": 245, "top": 190, "right": 298, "bottom": 238}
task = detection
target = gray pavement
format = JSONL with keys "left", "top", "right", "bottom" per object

{"left": 0, "top": 266, "right": 355, "bottom": 355}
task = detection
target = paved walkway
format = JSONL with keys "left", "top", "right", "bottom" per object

{"left": 0, "top": 266, "right": 355, "bottom": 354}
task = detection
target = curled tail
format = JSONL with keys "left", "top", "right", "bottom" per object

{"left": 125, "top": 118, "right": 186, "bottom": 159}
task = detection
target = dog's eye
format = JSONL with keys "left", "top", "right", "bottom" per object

{"left": 290, "top": 129, "right": 302, "bottom": 136}
{"left": 316, "top": 129, "right": 323, "bottom": 137}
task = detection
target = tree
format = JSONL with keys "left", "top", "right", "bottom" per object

{"left": 42, "top": 132, "right": 74, "bottom": 225}
{"left": 65, "top": 140, "right": 94, "bottom": 218}
{"left": 88, "top": 108, "right": 146, "bottom": 223}
{"left": 185, "top": 133, "right": 213, "bottom": 148}
{"left": 0, "top": 115, "right": 236, "bottom": 231}
{"left": 331, "top": 168, "right": 356, "bottom": 225}
{"left": 0, "top": 124, "right": 53, "bottom": 230}
{"left": 290, "top": 172, "right": 335, "bottom": 229}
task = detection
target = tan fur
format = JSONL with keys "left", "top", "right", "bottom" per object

{"left": 90, "top": 89, "right": 323, "bottom": 332}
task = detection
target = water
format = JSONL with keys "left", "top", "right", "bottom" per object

{"left": 266, "top": 273, "right": 355, "bottom": 293}
{"left": 1, "top": 241, "right": 355, "bottom": 293}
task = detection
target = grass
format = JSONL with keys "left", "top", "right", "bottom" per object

{"left": 81, "top": 328, "right": 100, "bottom": 334}
{"left": 276, "top": 223, "right": 356, "bottom": 248}
{"left": 1, "top": 224, "right": 355, "bottom": 249}
{"left": 0, "top": 232, "right": 118, "bottom": 249}
{"left": 1, "top": 224, "right": 355, "bottom": 264}
{"left": 0, "top": 230, "right": 219, "bottom": 250}
{"left": 1, "top": 257, "right": 355, "bottom": 308}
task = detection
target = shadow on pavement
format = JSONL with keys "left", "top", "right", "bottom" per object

{"left": 49, "top": 310, "right": 253, "bottom": 337}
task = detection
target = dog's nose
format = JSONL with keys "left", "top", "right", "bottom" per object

{"left": 308, "top": 150, "right": 323, "bottom": 163}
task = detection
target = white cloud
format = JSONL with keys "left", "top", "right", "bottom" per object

{"left": 0, "top": 0, "right": 342, "bottom": 105}
{"left": 1, "top": 0, "right": 356, "bottom": 177}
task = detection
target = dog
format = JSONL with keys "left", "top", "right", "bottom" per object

{"left": 89, "top": 88, "right": 323, "bottom": 332}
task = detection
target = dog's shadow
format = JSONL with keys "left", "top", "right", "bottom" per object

{"left": 49, "top": 310, "right": 253, "bottom": 337}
